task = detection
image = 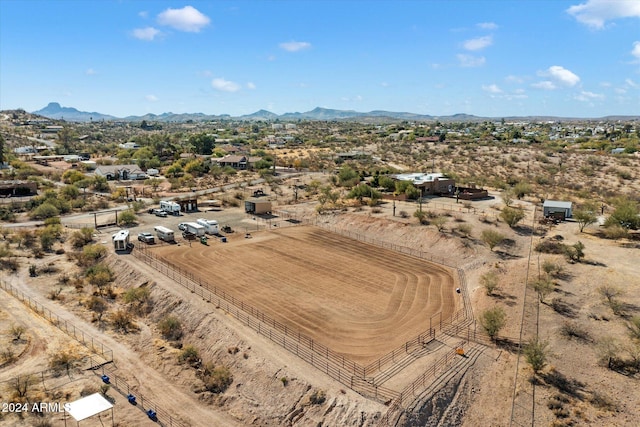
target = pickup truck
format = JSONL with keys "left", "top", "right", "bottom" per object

{"left": 137, "top": 232, "right": 155, "bottom": 244}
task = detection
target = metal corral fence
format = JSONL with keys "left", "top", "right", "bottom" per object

{"left": 90, "top": 357, "right": 189, "bottom": 427}
{"left": 133, "top": 246, "right": 405, "bottom": 402}
{"left": 0, "top": 280, "right": 114, "bottom": 363}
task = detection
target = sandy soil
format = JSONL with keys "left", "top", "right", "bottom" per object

{"left": 152, "top": 226, "right": 458, "bottom": 365}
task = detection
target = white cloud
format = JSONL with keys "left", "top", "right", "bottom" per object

{"left": 85, "top": 68, "right": 97, "bottom": 76}
{"left": 482, "top": 84, "right": 503, "bottom": 94}
{"left": 505, "top": 75, "right": 524, "bottom": 84}
{"left": 457, "top": 54, "right": 485, "bottom": 67}
{"left": 380, "top": 82, "right": 390, "bottom": 87}
{"left": 139, "top": 11, "right": 148, "bottom": 19}
{"left": 246, "top": 82, "right": 256, "bottom": 90}
{"left": 132, "top": 27, "right": 160, "bottom": 41}
{"left": 157, "top": 6, "right": 210, "bottom": 32}
{"left": 532, "top": 81, "right": 557, "bottom": 90}
{"left": 575, "top": 90, "right": 604, "bottom": 101}
{"left": 211, "top": 78, "right": 240, "bottom": 92}
{"left": 279, "top": 41, "right": 311, "bottom": 52}
{"left": 463, "top": 35, "right": 493, "bottom": 51}
{"left": 632, "top": 41, "right": 640, "bottom": 59}
{"left": 146, "top": 94, "right": 159, "bottom": 102}
{"left": 477, "top": 22, "right": 498, "bottom": 30}
{"left": 540, "top": 65, "right": 581, "bottom": 87}
{"left": 567, "top": 0, "right": 640, "bottom": 29}
{"left": 626, "top": 78, "right": 638, "bottom": 88}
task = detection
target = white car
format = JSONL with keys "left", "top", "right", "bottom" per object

{"left": 178, "top": 223, "right": 187, "bottom": 231}
{"left": 137, "top": 232, "right": 155, "bottom": 244}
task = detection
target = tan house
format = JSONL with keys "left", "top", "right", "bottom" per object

{"left": 212, "top": 155, "right": 262, "bottom": 170}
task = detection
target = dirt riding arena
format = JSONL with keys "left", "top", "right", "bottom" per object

{"left": 151, "top": 226, "right": 459, "bottom": 365}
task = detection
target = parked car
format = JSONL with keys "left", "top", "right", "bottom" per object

{"left": 153, "top": 209, "right": 167, "bottom": 217}
{"left": 178, "top": 222, "right": 187, "bottom": 231}
{"left": 182, "top": 230, "right": 196, "bottom": 240}
{"left": 137, "top": 232, "right": 155, "bottom": 244}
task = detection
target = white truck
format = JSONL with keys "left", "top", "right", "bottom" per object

{"left": 160, "top": 200, "right": 181, "bottom": 215}
{"left": 184, "top": 222, "right": 205, "bottom": 237}
{"left": 196, "top": 218, "right": 219, "bottom": 235}
{"left": 154, "top": 226, "right": 175, "bottom": 243}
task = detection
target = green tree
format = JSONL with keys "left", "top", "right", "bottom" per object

{"left": 347, "top": 184, "right": 381, "bottom": 203}
{"left": 531, "top": 277, "right": 554, "bottom": 303}
{"left": 480, "top": 229, "right": 505, "bottom": 252}
{"left": 337, "top": 165, "right": 359, "bottom": 187}
{"left": 31, "top": 202, "right": 59, "bottom": 220}
{"left": 574, "top": 202, "right": 598, "bottom": 233}
{"left": 378, "top": 176, "right": 395, "bottom": 192}
{"left": 605, "top": 197, "right": 640, "bottom": 230}
{"left": 480, "top": 307, "right": 507, "bottom": 340}
{"left": 524, "top": 338, "right": 548, "bottom": 374}
{"left": 118, "top": 209, "right": 137, "bottom": 226}
{"left": 500, "top": 207, "right": 525, "bottom": 228}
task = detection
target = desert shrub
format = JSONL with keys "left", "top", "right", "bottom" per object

{"left": 122, "top": 287, "right": 151, "bottom": 315}
{"left": 201, "top": 364, "right": 233, "bottom": 393}
{"left": 480, "top": 229, "right": 505, "bottom": 252}
{"left": 111, "top": 310, "right": 134, "bottom": 333}
{"left": 542, "top": 260, "right": 563, "bottom": 278}
{"left": 49, "top": 350, "right": 78, "bottom": 376}
{"left": 531, "top": 277, "right": 554, "bottom": 303}
{"left": 158, "top": 316, "right": 183, "bottom": 341}
{"left": 603, "top": 225, "right": 629, "bottom": 240}
{"left": 480, "top": 271, "right": 499, "bottom": 296}
{"left": 413, "top": 209, "right": 428, "bottom": 224}
{"left": 179, "top": 345, "right": 200, "bottom": 366}
{"left": 598, "top": 284, "right": 625, "bottom": 315}
{"left": 11, "top": 324, "right": 26, "bottom": 341}
{"left": 456, "top": 223, "right": 472, "bottom": 237}
{"left": 480, "top": 307, "right": 506, "bottom": 340}
{"left": 309, "top": 389, "right": 326, "bottom": 405}
{"left": 560, "top": 321, "right": 591, "bottom": 342}
{"left": 535, "top": 240, "right": 566, "bottom": 254}
{"left": 500, "top": 206, "right": 525, "bottom": 227}
{"left": 551, "top": 298, "right": 575, "bottom": 317}
{"left": 524, "top": 338, "right": 548, "bottom": 374}
{"left": 86, "top": 296, "right": 108, "bottom": 322}
{"left": 78, "top": 244, "right": 107, "bottom": 267}
{"left": 70, "top": 227, "right": 94, "bottom": 249}
{"left": 628, "top": 316, "right": 640, "bottom": 341}
{"left": 398, "top": 210, "right": 408, "bottom": 218}
{"left": 563, "top": 241, "right": 585, "bottom": 263}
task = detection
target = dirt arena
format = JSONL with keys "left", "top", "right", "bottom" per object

{"left": 151, "top": 226, "right": 459, "bottom": 365}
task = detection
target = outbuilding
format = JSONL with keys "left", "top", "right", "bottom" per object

{"left": 245, "top": 199, "right": 272, "bottom": 215}
{"left": 543, "top": 200, "right": 573, "bottom": 220}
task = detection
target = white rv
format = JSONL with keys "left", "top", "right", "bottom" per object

{"left": 154, "top": 226, "right": 175, "bottom": 242}
{"left": 196, "top": 218, "right": 219, "bottom": 235}
{"left": 112, "top": 230, "right": 130, "bottom": 251}
{"left": 160, "top": 200, "right": 181, "bottom": 215}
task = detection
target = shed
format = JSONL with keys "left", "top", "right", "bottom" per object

{"left": 543, "top": 200, "right": 573, "bottom": 220}
{"left": 176, "top": 197, "right": 198, "bottom": 213}
{"left": 245, "top": 199, "right": 272, "bottom": 214}
{"left": 112, "top": 230, "right": 130, "bottom": 251}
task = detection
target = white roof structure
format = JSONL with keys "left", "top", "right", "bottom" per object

{"left": 395, "top": 172, "right": 445, "bottom": 185}
{"left": 65, "top": 393, "right": 113, "bottom": 422}
{"left": 543, "top": 200, "right": 572, "bottom": 209}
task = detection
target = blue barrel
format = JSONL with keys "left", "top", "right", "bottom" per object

{"left": 101, "top": 375, "right": 110, "bottom": 384}
{"left": 221, "top": 237, "right": 227, "bottom": 243}
{"left": 127, "top": 394, "right": 136, "bottom": 404}
{"left": 147, "top": 409, "right": 157, "bottom": 421}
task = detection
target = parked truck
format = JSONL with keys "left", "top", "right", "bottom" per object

{"left": 184, "top": 222, "right": 205, "bottom": 237}
{"left": 154, "top": 226, "right": 175, "bottom": 243}
{"left": 196, "top": 218, "right": 219, "bottom": 235}
{"left": 160, "top": 200, "right": 181, "bottom": 215}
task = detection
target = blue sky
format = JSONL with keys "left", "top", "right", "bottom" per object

{"left": 1, "top": 0, "right": 639, "bottom": 118}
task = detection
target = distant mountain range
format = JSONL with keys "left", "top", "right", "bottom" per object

{"left": 30, "top": 102, "right": 638, "bottom": 123}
